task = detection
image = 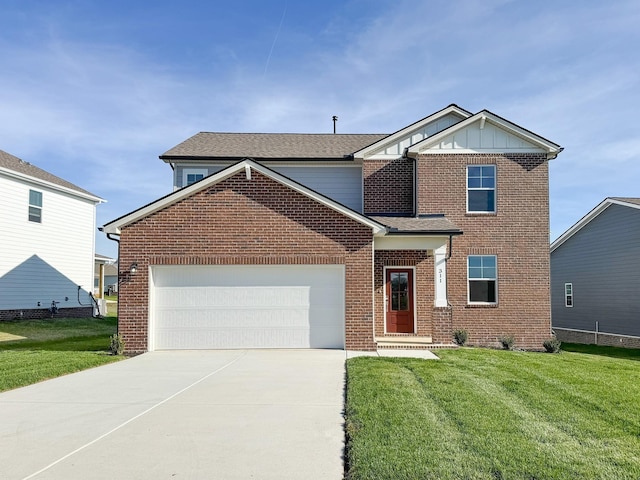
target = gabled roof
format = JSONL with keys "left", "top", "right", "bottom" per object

{"left": 550, "top": 197, "right": 640, "bottom": 252}
{"left": 352, "top": 104, "right": 472, "bottom": 159}
{"left": 406, "top": 110, "right": 563, "bottom": 159}
{"left": 0, "top": 149, "right": 103, "bottom": 202}
{"left": 160, "top": 133, "right": 387, "bottom": 161}
{"left": 103, "top": 159, "right": 387, "bottom": 235}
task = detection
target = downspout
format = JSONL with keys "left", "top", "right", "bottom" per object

{"left": 100, "top": 228, "right": 121, "bottom": 333}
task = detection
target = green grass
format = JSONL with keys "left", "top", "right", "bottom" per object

{"left": 345, "top": 347, "right": 640, "bottom": 480}
{"left": 0, "top": 317, "right": 123, "bottom": 392}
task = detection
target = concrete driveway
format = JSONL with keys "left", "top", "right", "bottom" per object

{"left": 0, "top": 350, "right": 346, "bottom": 480}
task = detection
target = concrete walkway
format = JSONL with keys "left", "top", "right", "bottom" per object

{"left": 0, "top": 350, "right": 346, "bottom": 480}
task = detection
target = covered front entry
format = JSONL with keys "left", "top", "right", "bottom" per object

{"left": 385, "top": 268, "right": 415, "bottom": 333}
{"left": 149, "top": 265, "right": 345, "bottom": 350}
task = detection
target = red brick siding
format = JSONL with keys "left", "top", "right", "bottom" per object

{"left": 432, "top": 307, "right": 453, "bottom": 344}
{"left": 373, "top": 251, "right": 432, "bottom": 338}
{"left": 417, "top": 153, "right": 551, "bottom": 350}
{"left": 363, "top": 158, "right": 414, "bottom": 214}
{"left": 118, "top": 170, "right": 375, "bottom": 353}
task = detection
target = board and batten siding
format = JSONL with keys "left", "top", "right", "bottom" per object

{"left": 551, "top": 204, "right": 640, "bottom": 337}
{"left": 0, "top": 174, "right": 97, "bottom": 310}
{"left": 175, "top": 164, "right": 363, "bottom": 212}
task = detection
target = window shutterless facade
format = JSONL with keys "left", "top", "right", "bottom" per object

{"left": 468, "top": 255, "right": 497, "bottom": 303}
{"left": 467, "top": 165, "right": 496, "bottom": 213}
{"left": 564, "top": 283, "right": 573, "bottom": 307}
{"left": 28, "top": 189, "right": 42, "bottom": 223}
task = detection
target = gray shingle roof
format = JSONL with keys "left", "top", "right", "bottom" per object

{"left": 160, "top": 132, "right": 388, "bottom": 160}
{"left": 369, "top": 215, "right": 462, "bottom": 234}
{"left": 0, "top": 149, "right": 100, "bottom": 198}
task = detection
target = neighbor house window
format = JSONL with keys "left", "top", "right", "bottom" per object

{"left": 467, "top": 165, "right": 496, "bottom": 213}
{"left": 183, "top": 168, "right": 207, "bottom": 187}
{"left": 565, "top": 283, "right": 573, "bottom": 307}
{"left": 468, "top": 255, "right": 497, "bottom": 303}
{"left": 28, "top": 189, "right": 42, "bottom": 223}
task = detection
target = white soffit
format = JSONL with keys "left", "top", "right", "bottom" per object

{"left": 407, "top": 111, "right": 562, "bottom": 159}
{"left": 352, "top": 104, "right": 472, "bottom": 160}
{"left": 550, "top": 198, "right": 640, "bottom": 252}
{"left": 102, "top": 159, "right": 386, "bottom": 235}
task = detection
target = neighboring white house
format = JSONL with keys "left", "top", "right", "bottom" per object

{"left": 94, "top": 254, "right": 117, "bottom": 296}
{"left": 0, "top": 149, "right": 104, "bottom": 319}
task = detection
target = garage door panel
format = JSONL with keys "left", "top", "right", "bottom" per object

{"left": 151, "top": 265, "right": 344, "bottom": 350}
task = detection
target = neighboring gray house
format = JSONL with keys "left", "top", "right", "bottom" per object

{"left": 550, "top": 197, "right": 640, "bottom": 348}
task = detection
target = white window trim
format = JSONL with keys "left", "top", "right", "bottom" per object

{"left": 466, "top": 164, "right": 496, "bottom": 214}
{"left": 564, "top": 283, "right": 573, "bottom": 308}
{"left": 28, "top": 189, "right": 42, "bottom": 223}
{"left": 467, "top": 255, "right": 498, "bottom": 305}
{"left": 182, "top": 168, "right": 208, "bottom": 188}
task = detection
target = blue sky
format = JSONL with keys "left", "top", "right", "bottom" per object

{"left": 1, "top": 0, "right": 639, "bottom": 258}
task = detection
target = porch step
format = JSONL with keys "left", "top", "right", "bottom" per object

{"left": 375, "top": 336, "right": 433, "bottom": 349}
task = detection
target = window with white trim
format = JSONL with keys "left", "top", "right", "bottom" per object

{"left": 182, "top": 168, "right": 208, "bottom": 187}
{"left": 28, "top": 189, "right": 42, "bottom": 223}
{"left": 565, "top": 283, "right": 573, "bottom": 307}
{"left": 467, "top": 165, "right": 496, "bottom": 213}
{"left": 468, "top": 255, "right": 497, "bottom": 303}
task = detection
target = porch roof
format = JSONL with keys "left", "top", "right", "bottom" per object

{"left": 369, "top": 215, "right": 462, "bottom": 235}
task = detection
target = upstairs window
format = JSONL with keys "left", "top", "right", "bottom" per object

{"left": 468, "top": 255, "right": 497, "bottom": 303}
{"left": 28, "top": 189, "right": 42, "bottom": 223}
{"left": 183, "top": 168, "right": 207, "bottom": 187}
{"left": 565, "top": 283, "right": 573, "bottom": 307}
{"left": 467, "top": 165, "right": 496, "bottom": 213}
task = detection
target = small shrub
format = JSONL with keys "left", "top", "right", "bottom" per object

{"left": 543, "top": 336, "right": 561, "bottom": 353}
{"left": 499, "top": 335, "right": 515, "bottom": 350}
{"left": 453, "top": 329, "right": 469, "bottom": 346}
{"left": 109, "top": 333, "right": 125, "bottom": 355}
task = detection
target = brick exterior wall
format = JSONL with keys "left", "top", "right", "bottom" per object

{"left": 417, "top": 153, "right": 552, "bottom": 350}
{"left": 0, "top": 307, "right": 93, "bottom": 321}
{"left": 373, "top": 251, "right": 432, "bottom": 338}
{"left": 363, "top": 158, "right": 414, "bottom": 215}
{"left": 118, "top": 170, "right": 376, "bottom": 354}
{"left": 432, "top": 307, "right": 453, "bottom": 344}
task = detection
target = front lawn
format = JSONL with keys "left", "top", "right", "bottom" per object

{"left": 0, "top": 317, "right": 123, "bottom": 392}
{"left": 345, "top": 347, "right": 640, "bottom": 480}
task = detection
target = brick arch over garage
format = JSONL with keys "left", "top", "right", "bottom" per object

{"left": 117, "top": 170, "right": 375, "bottom": 353}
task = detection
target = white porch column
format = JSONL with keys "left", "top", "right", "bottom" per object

{"left": 434, "top": 244, "right": 448, "bottom": 307}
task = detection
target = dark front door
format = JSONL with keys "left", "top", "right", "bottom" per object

{"left": 385, "top": 268, "right": 414, "bottom": 333}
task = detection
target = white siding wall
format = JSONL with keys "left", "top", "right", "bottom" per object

{"left": 0, "top": 175, "right": 97, "bottom": 310}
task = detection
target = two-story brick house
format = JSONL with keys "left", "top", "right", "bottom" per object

{"left": 103, "top": 104, "right": 561, "bottom": 353}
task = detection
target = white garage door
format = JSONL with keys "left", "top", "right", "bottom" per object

{"left": 150, "top": 265, "right": 345, "bottom": 350}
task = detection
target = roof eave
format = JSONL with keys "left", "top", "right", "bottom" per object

{"left": 352, "top": 104, "right": 472, "bottom": 160}
{"left": 159, "top": 155, "right": 356, "bottom": 163}
{"left": 406, "top": 111, "right": 562, "bottom": 158}
{"left": 0, "top": 166, "right": 105, "bottom": 203}
{"left": 551, "top": 197, "right": 640, "bottom": 252}
{"left": 103, "top": 158, "right": 387, "bottom": 235}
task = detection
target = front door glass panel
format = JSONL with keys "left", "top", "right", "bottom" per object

{"left": 390, "top": 272, "right": 409, "bottom": 311}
